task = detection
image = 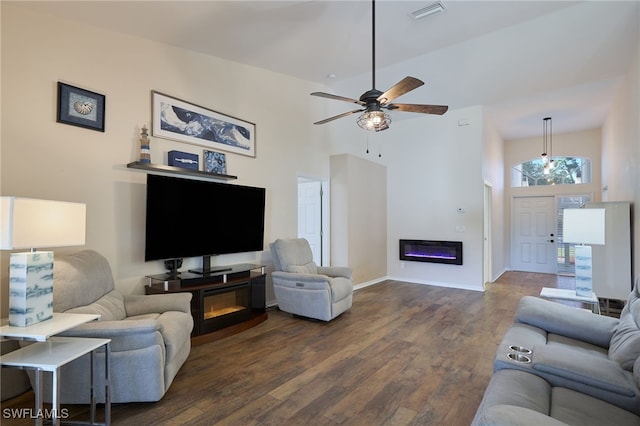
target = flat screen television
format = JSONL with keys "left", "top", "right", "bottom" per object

{"left": 144, "top": 174, "right": 266, "bottom": 272}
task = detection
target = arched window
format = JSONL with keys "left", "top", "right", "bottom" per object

{"left": 511, "top": 157, "right": 591, "bottom": 187}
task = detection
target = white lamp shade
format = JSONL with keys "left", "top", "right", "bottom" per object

{"left": 563, "top": 208, "right": 605, "bottom": 245}
{"left": 0, "top": 197, "right": 86, "bottom": 249}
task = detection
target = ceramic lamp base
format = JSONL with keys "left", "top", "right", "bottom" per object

{"left": 8, "top": 251, "right": 54, "bottom": 327}
{"left": 574, "top": 245, "right": 593, "bottom": 297}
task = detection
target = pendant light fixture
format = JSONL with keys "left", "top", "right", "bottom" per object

{"left": 541, "top": 117, "right": 553, "bottom": 175}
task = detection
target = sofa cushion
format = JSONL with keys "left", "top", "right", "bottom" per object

{"left": 287, "top": 261, "right": 318, "bottom": 274}
{"left": 551, "top": 386, "right": 640, "bottom": 426}
{"left": 64, "top": 290, "right": 126, "bottom": 321}
{"left": 609, "top": 291, "right": 640, "bottom": 370}
{"left": 532, "top": 345, "right": 636, "bottom": 396}
{"left": 53, "top": 250, "right": 116, "bottom": 312}
{"left": 472, "top": 369, "right": 640, "bottom": 426}
{"left": 272, "top": 238, "right": 314, "bottom": 272}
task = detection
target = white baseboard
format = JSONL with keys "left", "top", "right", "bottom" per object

{"left": 354, "top": 276, "right": 389, "bottom": 291}
{"left": 386, "top": 276, "right": 484, "bottom": 292}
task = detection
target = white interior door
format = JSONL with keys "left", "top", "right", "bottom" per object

{"left": 297, "top": 180, "right": 323, "bottom": 265}
{"left": 511, "top": 196, "right": 557, "bottom": 274}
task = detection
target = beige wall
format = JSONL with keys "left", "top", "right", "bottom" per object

{"left": 482, "top": 113, "right": 506, "bottom": 282}
{"left": 0, "top": 4, "right": 334, "bottom": 313}
{"left": 602, "top": 27, "right": 640, "bottom": 281}
{"left": 384, "top": 106, "right": 486, "bottom": 291}
{"left": 330, "top": 154, "right": 387, "bottom": 284}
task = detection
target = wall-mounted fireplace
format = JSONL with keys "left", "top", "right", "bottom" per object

{"left": 399, "top": 239, "right": 463, "bottom": 265}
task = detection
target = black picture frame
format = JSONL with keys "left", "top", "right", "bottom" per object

{"left": 57, "top": 82, "right": 105, "bottom": 132}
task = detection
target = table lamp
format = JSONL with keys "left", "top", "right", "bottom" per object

{"left": 1, "top": 197, "right": 86, "bottom": 326}
{"left": 563, "top": 208, "right": 605, "bottom": 297}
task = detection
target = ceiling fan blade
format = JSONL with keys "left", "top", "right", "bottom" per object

{"left": 314, "top": 109, "right": 364, "bottom": 125}
{"left": 377, "top": 76, "right": 424, "bottom": 104}
{"left": 387, "top": 103, "right": 449, "bottom": 115}
{"left": 311, "top": 92, "right": 365, "bottom": 106}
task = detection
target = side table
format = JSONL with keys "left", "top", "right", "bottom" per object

{"left": 1, "top": 337, "right": 110, "bottom": 426}
{"left": 0, "top": 313, "right": 110, "bottom": 425}
{"left": 539, "top": 287, "right": 601, "bottom": 314}
{"left": 0, "top": 313, "right": 100, "bottom": 342}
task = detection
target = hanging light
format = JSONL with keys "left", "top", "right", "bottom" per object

{"left": 357, "top": 110, "right": 391, "bottom": 132}
{"left": 542, "top": 117, "right": 553, "bottom": 174}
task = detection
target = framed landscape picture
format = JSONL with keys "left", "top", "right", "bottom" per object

{"left": 152, "top": 91, "right": 256, "bottom": 157}
{"left": 57, "top": 82, "right": 105, "bottom": 132}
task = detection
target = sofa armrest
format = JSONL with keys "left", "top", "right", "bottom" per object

{"left": 317, "top": 266, "right": 352, "bottom": 279}
{"left": 271, "top": 271, "right": 332, "bottom": 291}
{"left": 58, "top": 319, "right": 162, "bottom": 351}
{"left": 532, "top": 345, "right": 637, "bottom": 397}
{"left": 124, "top": 293, "right": 192, "bottom": 317}
{"left": 474, "top": 405, "right": 570, "bottom": 426}
{"left": 515, "top": 296, "right": 618, "bottom": 348}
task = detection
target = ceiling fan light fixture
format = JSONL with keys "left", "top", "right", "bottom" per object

{"left": 411, "top": 2, "right": 446, "bottom": 20}
{"left": 357, "top": 110, "right": 391, "bottom": 132}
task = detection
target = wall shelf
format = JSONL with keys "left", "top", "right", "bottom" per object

{"left": 126, "top": 161, "right": 238, "bottom": 181}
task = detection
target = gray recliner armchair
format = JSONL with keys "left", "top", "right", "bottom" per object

{"left": 24, "top": 249, "right": 193, "bottom": 403}
{"left": 270, "top": 238, "right": 353, "bottom": 321}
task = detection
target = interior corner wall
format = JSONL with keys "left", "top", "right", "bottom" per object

{"left": 330, "top": 154, "right": 387, "bottom": 284}
{"left": 385, "top": 106, "right": 485, "bottom": 291}
{"left": 601, "top": 25, "right": 640, "bottom": 281}
{"left": 482, "top": 115, "right": 506, "bottom": 281}
{"left": 0, "top": 4, "right": 332, "bottom": 314}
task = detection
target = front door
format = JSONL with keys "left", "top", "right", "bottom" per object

{"left": 511, "top": 196, "right": 557, "bottom": 274}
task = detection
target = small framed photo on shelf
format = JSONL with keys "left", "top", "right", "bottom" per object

{"left": 204, "top": 150, "right": 227, "bottom": 175}
{"left": 57, "top": 82, "right": 105, "bottom": 132}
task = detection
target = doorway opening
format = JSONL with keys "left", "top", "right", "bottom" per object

{"left": 483, "top": 181, "right": 493, "bottom": 288}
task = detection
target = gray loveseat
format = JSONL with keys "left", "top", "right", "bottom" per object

{"left": 472, "top": 283, "right": 640, "bottom": 425}
{"left": 25, "top": 250, "right": 194, "bottom": 403}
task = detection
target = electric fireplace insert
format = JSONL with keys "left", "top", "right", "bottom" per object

{"left": 399, "top": 239, "right": 463, "bottom": 265}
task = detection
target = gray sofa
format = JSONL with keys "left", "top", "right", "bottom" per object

{"left": 473, "top": 283, "right": 640, "bottom": 425}
{"left": 24, "top": 250, "right": 194, "bottom": 403}
{"left": 271, "top": 238, "right": 353, "bottom": 321}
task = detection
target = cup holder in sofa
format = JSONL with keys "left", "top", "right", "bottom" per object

{"left": 508, "top": 345, "right": 532, "bottom": 354}
{"left": 507, "top": 352, "right": 532, "bottom": 363}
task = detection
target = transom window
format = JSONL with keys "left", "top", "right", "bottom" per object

{"left": 511, "top": 157, "right": 591, "bottom": 187}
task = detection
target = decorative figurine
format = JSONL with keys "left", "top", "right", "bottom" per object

{"left": 139, "top": 125, "right": 151, "bottom": 164}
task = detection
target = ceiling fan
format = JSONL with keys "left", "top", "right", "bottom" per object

{"left": 311, "top": 0, "right": 448, "bottom": 132}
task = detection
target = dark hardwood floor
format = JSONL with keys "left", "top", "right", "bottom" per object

{"left": 2, "top": 272, "right": 577, "bottom": 425}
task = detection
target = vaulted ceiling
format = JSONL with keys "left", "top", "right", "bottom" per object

{"left": 15, "top": 1, "right": 640, "bottom": 139}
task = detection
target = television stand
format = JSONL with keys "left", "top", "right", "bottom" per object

{"left": 188, "top": 266, "right": 233, "bottom": 275}
{"left": 145, "top": 263, "right": 267, "bottom": 346}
